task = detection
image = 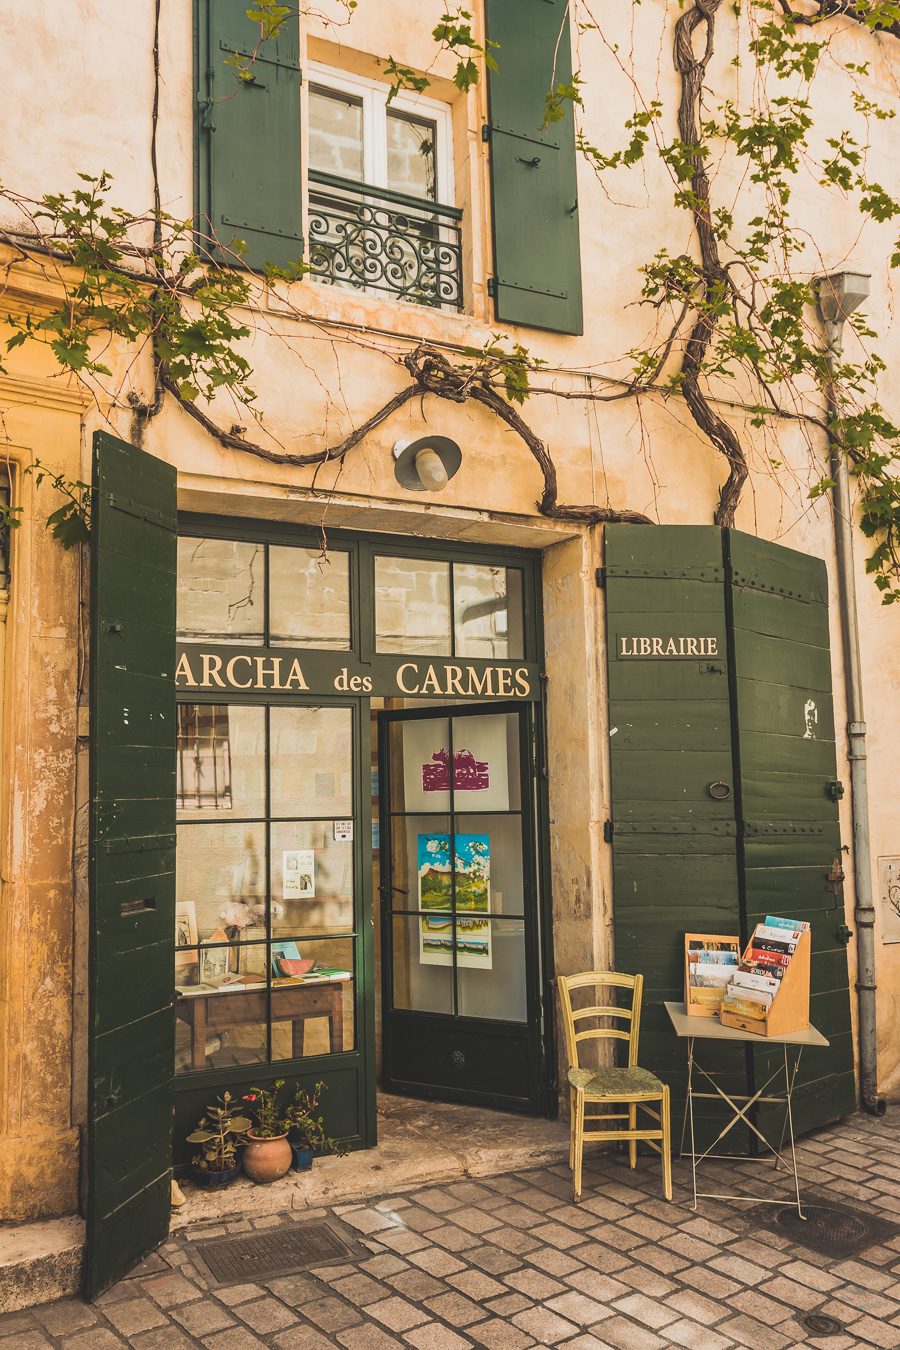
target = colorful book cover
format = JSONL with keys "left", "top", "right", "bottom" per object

{"left": 689, "top": 949, "right": 739, "bottom": 965}
{"left": 764, "top": 915, "right": 810, "bottom": 931}
{"left": 753, "top": 937, "right": 797, "bottom": 955}
{"left": 748, "top": 947, "right": 791, "bottom": 968}
{"left": 730, "top": 970, "right": 779, "bottom": 995}
{"left": 755, "top": 924, "right": 802, "bottom": 945}
{"left": 722, "top": 995, "right": 768, "bottom": 1020}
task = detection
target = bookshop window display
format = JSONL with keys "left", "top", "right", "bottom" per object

{"left": 172, "top": 528, "right": 545, "bottom": 1104}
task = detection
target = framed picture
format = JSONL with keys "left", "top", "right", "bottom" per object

{"left": 174, "top": 901, "right": 199, "bottom": 971}
{"left": 199, "top": 928, "right": 231, "bottom": 984}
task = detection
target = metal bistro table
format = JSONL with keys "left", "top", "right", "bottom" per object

{"left": 664, "top": 1001, "right": 829, "bottom": 1219}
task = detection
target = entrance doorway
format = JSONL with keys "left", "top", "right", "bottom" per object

{"left": 378, "top": 704, "right": 546, "bottom": 1112}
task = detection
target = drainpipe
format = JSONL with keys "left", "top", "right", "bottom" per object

{"left": 815, "top": 271, "right": 885, "bottom": 1116}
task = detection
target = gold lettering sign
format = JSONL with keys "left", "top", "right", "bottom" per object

{"left": 175, "top": 649, "right": 534, "bottom": 699}
{"left": 618, "top": 635, "right": 719, "bottom": 658}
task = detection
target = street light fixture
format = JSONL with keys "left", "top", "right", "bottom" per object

{"left": 814, "top": 270, "right": 870, "bottom": 359}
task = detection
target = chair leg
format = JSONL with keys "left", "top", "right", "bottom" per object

{"left": 573, "top": 1093, "right": 585, "bottom": 1202}
{"left": 628, "top": 1104, "right": 637, "bottom": 1169}
{"left": 661, "top": 1085, "right": 673, "bottom": 1201}
{"left": 569, "top": 1087, "right": 575, "bottom": 1171}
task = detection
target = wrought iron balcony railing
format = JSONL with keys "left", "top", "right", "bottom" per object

{"left": 308, "top": 170, "right": 463, "bottom": 311}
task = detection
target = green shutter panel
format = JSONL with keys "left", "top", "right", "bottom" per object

{"left": 726, "top": 529, "right": 856, "bottom": 1133}
{"left": 484, "top": 0, "right": 583, "bottom": 334}
{"left": 198, "top": 0, "right": 302, "bottom": 270}
{"left": 86, "top": 433, "right": 177, "bottom": 1299}
{"left": 605, "top": 526, "right": 748, "bottom": 1144}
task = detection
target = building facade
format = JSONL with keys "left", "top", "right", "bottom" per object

{"left": 0, "top": 0, "right": 898, "bottom": 1297}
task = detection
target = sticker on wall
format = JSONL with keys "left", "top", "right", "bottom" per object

{"left": 417, "top": 833, "right": 492, "bottom": 969}
{"left": 803, "top": 699, "right": 818, "bottom": 740}
{"left": 283, "top": 849, "right": 315, "bottom": 899}
{"left": 401, "top": 715, "right": 510, "bottom": 812}
{"left": 333, "top": 820, "right": 354, "bottom": 842}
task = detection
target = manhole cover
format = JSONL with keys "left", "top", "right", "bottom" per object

{"left": 195, "top": 1219, "right": 367, "bottom": 1285}
{"left": 759, "top": 1193, "right": 899, "bottom": 1259}
{"left": 801, "top": 1312, "right": 845, "bottom": 1336}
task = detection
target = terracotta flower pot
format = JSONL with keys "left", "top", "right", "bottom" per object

{"left": 242, "top": 1130, "right": 292, "bottom": 1184}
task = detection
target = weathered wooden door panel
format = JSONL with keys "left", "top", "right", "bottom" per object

{"left": 87, "top": 432, "right": 177, "bottom": 1298}
{"left": 606, "top": 526, "right": 747, "bottom": 1145}
{"left": 726, "top": 529, "right": 855, "bottom": 1129}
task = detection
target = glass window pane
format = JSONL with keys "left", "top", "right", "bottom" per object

{"left": 309, "top": 86, "right": 364, "bottom": 180}
{"left": 455, "top": 816, "right": 524, "bottom": 915}
{"left": 456, "top": 918, "right": 527, "bottom": 1022}
{"left": 270, "top": 821, "right": 354, "bottom": 937}
{"left": 389, "top": 813, "right": 452, "bottom": 911}
{"left": 177, "top": 704, "right": 266, "bottom": 819}
{"left": 392, "top": 914, "right": 452, "bottom": 1012}
{"left": 269, "top": 546, "right": 350, "bottom": 649}
{"left": 175, "top": 939, "right": 268, "bottom": 1075}
{"left": 270, "top": 707, "right": 353, "bottom": 817}
{"left": 177, "top": 538, "right": 264, "bottom": 645}
{"left": 454, "top": 564, "right": 524, "bottom": 659}
{"left": 375, "top": 556, "right": 451, "bottom": 655}
{"left": 389, "top": 718, "right": 451, "bottom": 813}
{"left": 177, "top": 822, "right": 267, "bottom": 948}
{"left": 270, "top": 936, "right": 355, "bottom": 1059}
{"left": 451, "top": 711, "right": 520, "bottom": 812}
{"left": 386, "top": 110, "right": 438, "bottom": 201}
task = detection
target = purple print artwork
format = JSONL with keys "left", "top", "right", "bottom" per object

{"left": 422, "top": 746, "right": 490, "bottom": 794}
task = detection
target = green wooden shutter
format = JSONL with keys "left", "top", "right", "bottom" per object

{"left": 86, "top": 433, "right": 177, "bottom": 1299}
{"left": 484, "top": 0, "right": 583, "bottom": 334}
{"left": 726, "top": 530, "right": 856, "bottom": 1133}
{"left": 605, "top": 526, "right": 749, "bottom": 1141}
{"left": 197, "top": 0, "right": 302, "bottom": 270}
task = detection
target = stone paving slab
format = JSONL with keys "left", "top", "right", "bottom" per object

{"left": 2, "top": 1111, "right": 898, "bottom": 1349}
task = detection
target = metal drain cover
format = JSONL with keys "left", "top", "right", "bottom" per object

{"left": 195, "top": 1219, "right": 367, "bottom": 1285}
{"left": 762, "top": 1193, "right": 898, "bottom": 1259}
{"left": 801, "top": 1312, "right": 845, "bottom": 1337}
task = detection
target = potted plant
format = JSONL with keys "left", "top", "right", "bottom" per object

{"left": 285, "top": 1081, "right": 346, "bottom": 1171}
{"left": 241, "top": 1080, "right": 294, "bottom": 1183}
{"left": 186, "top": 1091, "right": 251, "bottom": 1190}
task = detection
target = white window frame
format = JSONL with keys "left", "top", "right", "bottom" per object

{"left": 307, "top": 62, "right": 455, "bottom": 207}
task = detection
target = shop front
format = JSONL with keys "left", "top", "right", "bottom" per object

{"left": 171, "top": 519, "right": 552, "bottom": 1153}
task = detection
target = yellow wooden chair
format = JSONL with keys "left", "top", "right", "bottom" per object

{"left": 558, "top": 971, "right": 672, "bottom": 1202}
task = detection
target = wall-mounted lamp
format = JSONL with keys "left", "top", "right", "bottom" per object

{"left": 815, "top": 270, "right": 871, "bottom": 361}
{"left": 393, "top": 436, "right": 462, "bottom": 493}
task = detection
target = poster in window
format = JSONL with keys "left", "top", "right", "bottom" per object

{"left": 401, "top": 715, "right": 509, "bottom": 813}
{"left": 283, "top": 849, "right": 315, "bottom": 899}
{"left": 418, "top": 833, "right": 491, "bottom": 968}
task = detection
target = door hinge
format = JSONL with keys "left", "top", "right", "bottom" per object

{"left": 603, "top": 820, "right": 614, "bottom": 843}
{"left": 487, "top": 277, "right": 496, "bottom": 298}
{"left": 481, "top": 123, "right": 491, "bottom": 142}
{"left": 595, "top": 566, "right": 605, "bottom": 589}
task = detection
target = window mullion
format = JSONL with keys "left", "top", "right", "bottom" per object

{"left": 368, "top": 87, "right": 389, "bottom": 188}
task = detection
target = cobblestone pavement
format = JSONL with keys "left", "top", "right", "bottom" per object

{"left": 2, "top": 1111, "right": 898, "bottom": 1350}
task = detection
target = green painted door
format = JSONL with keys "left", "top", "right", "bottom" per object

{"left": 726, "top": 530, "right": 855, "bottom": 1134}
{"left": 605, "top": 524, "right": 856, "bottom": 1148}
{"left": 87, "top": 433, "right": 177, "bottom": 1298}
{"left": 605, "top": 527, "right": 748, "bottom": 1143}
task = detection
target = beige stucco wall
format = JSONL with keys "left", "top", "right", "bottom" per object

{"left": 0, "top": 0, "right": 898, "bottom": 1218}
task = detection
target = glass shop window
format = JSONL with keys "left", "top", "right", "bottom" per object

{"left": 174, "top": 535, "right": 357, "bottom": 1077}
{"left": 374, "top": 555, "right": 525, "bottom": 659}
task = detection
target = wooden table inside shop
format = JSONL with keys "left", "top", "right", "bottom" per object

{"left": 176, "top": 981, "right": 345, "bottom": 1071}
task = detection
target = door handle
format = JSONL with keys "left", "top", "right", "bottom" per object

{"left": 707, "top": 780, "right": 732, "bottom": 801}
{"left": 516, "top": 155, "right": 541, "bottom": 167}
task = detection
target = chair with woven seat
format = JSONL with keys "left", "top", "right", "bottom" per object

{"left": 558, "top": 971, "right": 672, "bottom": 1202}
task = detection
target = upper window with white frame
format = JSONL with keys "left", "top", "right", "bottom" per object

{"left": 306, "top": 65, "right": 463, "bottom": 311}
